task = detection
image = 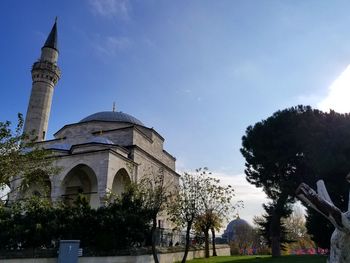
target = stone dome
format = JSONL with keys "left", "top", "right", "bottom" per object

{"left": 222, "top": 216, "right": 251, "bottom": 242}
{"left": 80, "top": 111, "right": 144, "bottom": 126}
{"left": 225, "top": 217, "right": 250, "bottom": 233}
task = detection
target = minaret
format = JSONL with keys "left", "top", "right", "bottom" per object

{"left": 23, "top": 19, "right": 61, "bottom": 141}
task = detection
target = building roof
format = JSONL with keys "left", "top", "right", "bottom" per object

{"left": 86, "top": 136, "right": 115, "bottom": 145}
{"left": 224, "top": 216, "right": 251, "bottom": 233}
{"left": 80, "top": 111, "right": 144, "bottom": 126}
{"left": 43, "top": 18, "right": 58, "bottom": 51}
{"left": 46, "top": 143, "right": 71, "bottom": 151}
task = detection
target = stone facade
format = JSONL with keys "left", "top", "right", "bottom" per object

{"left": 24, "top": 21, "right": 60, "bottom": 141}
{"left": 40, "top": 119, "right": 179, "bottom": 214}
{"left": 11, "top": 21, "right": 180, "bottom": 229}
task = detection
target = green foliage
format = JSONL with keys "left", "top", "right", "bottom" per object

{"left": 168, "top": 171, "right": 202, "bottom": 229}
{"left": 305, "top": 210, "right": 333, "bottom": 249}
{"left": 0, "top": 186, "right": 152, "bottom": 253}
{"left": 241, "top": 106, "right": 310, "bottom": 199}
{"left": 134, "top": 167, "right": 176, "bottom": 263}
{"left": 194, "top": 168, "right": 238, "bottom": 258}
{"left": 167, "top": 169, "right": 205, "bottom": 263}
{"left": 137, "top": 168, "right": 173, "bottom": 219}
{"left": 254, "top": 202, "right": 292, "bottom": 250}
{"left": 241, "top": 105, "right": 350, "bottom": 251}
{"left": 0, "top": 114, "right": 58, "bottom": 199}
{"left": 168, "top": 168, "right": 239, "bottom": 260}
{"left": 94, "top": 185, "right": 151, "bottom": 250}
{"left": 282, "top": 207, "right": 315, "bottom": 254}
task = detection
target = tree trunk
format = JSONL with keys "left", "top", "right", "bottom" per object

{"left": 270, "top": 211, "right": 281, "bottom": 257}
{"left": 151, "top": 217, "right": 159, "bottom": 263}
{"left": 181, "top": 221, "right": 192, "bottom": 263}
{"left": 271, "top": 236, "right": 281, "bottom": 257}
{"left": 211, "top": 227, "right": 217, "bottom": 256}
{"left": 204, "top": 228, "right": 210, "bottom": 258}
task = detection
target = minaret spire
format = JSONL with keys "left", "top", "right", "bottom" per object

{"left": 23, "top": 19, "right": 61, "bottom": 141}
{"left": 43, "top": 17, "right": 58, "bottom": 52}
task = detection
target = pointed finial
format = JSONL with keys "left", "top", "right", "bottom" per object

{"left": 112, "top": 102, "right": 116, "bottom": 112}
{"left": 43, "top": 17, "right": 58, "bottom": 52}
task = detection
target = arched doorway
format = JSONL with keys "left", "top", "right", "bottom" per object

{"left": 112, "top": 168, "right": 131, "bottom": 196}
{"left": 62, "top": 164, "right": 99, "bottom": 208}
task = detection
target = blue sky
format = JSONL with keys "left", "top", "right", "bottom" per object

{"left": 2, "top": 0, "right": 350, "bottom": 222}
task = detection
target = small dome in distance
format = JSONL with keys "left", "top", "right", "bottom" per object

{"left": 222, "top": 215, "right": 252, "bottom": 242}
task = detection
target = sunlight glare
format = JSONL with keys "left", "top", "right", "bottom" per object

{"left": 318, "top": 64, "right": 350, "bottom": 113}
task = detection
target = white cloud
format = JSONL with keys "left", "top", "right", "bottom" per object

{"left": 93, "top": 35, "right": 131, "bottom": 57}
{"left": 88, "top": 0, "right": 130, "bottom": 20}
{"left": 176, "top": 168, "right": 267, "bottom": 226}
{"left": 212, "top": 172, "right": 267, "bottom": 225}
{"left": 317, "top": 64, "right": 350, "bottom": 113}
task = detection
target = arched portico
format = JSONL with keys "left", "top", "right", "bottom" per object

{"left": 111, "top": 168, "right": 131, "bottom": 196}
{"left": 61, "top": 164, "right": 99, "bottom": 208}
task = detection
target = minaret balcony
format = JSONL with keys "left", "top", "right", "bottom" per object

{"left": 32, "top": 61, "right": 61, "bottom": 77}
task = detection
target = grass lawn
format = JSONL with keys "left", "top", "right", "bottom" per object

{"left": 184, "top": 255, "right": 327, "bottom": 263}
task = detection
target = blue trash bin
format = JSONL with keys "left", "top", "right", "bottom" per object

{"left": 58, "top": 240, "right": 80, "bottom": 263}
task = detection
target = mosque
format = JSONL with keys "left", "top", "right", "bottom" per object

{"left": 221, "top": 215, "right": 252, "bottom": 243}
{"left": 10, "top": 20, "right": 179, "bottom": 227}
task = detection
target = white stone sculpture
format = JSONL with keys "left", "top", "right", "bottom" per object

{"left": 296, "top": 177, "right": 350, "bottom": 263}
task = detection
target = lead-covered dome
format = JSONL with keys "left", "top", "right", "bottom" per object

{"left": 222, "top": 216, "right": 251, "bottom": 242}
{"left": 80, "top": 111, "right": 144, "bottom": 126}
{"left": 225, "top": 217, "right": 250, "bottom": 233}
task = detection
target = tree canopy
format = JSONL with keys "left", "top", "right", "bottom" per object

{"left": 136, "top": 167, "right": 175, "bottom": 263}
{"left": 168, "top": 167, "right": 238, "bottom": 260}
{"left": 241, "top": 105, "right": 350, "bottom": 252}
{"left": 0, "top": 186, "right": 152, "bottom": 253}
{"left": 0, "top": 114, "right": 57, "bottom": 200}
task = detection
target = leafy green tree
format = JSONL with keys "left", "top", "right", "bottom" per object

{"left": 241, "top": 105, "right": 350, "bottom": 254}
{"left": 283, "top": 207, "right": 315, "bottom": 254}
{"left": 194, "top": 209, "right": 222, "bottom": 257}
{"left": 305, "top": 210, "right": 333, "bottom": 249}
{"left": 0, "top": 114, "right": 57, "bottom": 200}
{"left": 0, "top": 186, "right": 152, "bottom": 253}
{"left": 241, "top": 106, "right": 309, "bottom": 256}
{"left": 136, "top": 168, "right": 175, "bottom": 263}
{"left": 194, "top": 168, "right": 237, "bottom": 258}
{"left": 167, "top": 170, "right": 202, "bottom": 263}
{"left": 94, "top": 185, "right": 151, "bottom": 251}
{"left": 21, "top": 197, "right": 55, "bottom": 248}
{"left": 169, "top": 168, "right": 240, "bottom": 260}
{"left": 253, "top": 201, "right": 292, "bottom": 255}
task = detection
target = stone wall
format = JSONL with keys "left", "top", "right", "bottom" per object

{"left": 51, "top": 122, "right": 175, "bottom": 172}
{"left": 2, "top": 246, "right": 230, "bottom": 263}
